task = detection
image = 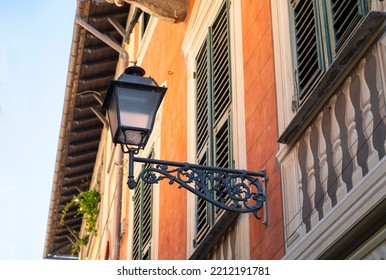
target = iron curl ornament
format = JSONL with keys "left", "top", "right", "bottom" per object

{"left": 126, "top": 147, "right": 268, "bottom": 222}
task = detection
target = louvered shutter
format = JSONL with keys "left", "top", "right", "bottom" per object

{"left": 212, "top": 1, "right": 232, "bottom": 170}
{"left": 291, "top": 0, "right": 324, "bottom": 101}
{"left": 141, "top": 164, "right": 152, "bottom": 260}
{"left": 212, "top": 0, "right": 232, "bottom": 219}
{"left": 194, "top": 0, "right": 232, "bottom": 245}
{"left": 195, "top": 37, "right": 213, "bottom": 244}
{"left": 212, "top": 1, "right": 231, "bottom": 124}
{"left": 214, "top": 116, "right": 233, "bottom": 217}
{"left": 132, "top": 180, "right": 141, "bottom": 260}
{"left": 331, "top": 0, "right": 367, "bottom": 53}
{"left": 195, "top": 153, "right": 212, "bottom": 244}
{"left": 196, "top": 37, "right": 211, "bottom": 163}
{"left": 132, "top": 153, "right": 153, "bottom": 260}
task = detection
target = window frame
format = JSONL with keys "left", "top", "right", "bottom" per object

{"left": 137, "top": 12, "right": 158, "bottom": 65}
{"left": 193, "top": 1, "right": 234, "bottom": 244}
{"left": 182, "top": 0, "right": 249, "bottom": 259}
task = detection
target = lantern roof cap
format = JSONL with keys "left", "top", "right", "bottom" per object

{"left": 116, "top": 65, "right": 159, "bottom": 87}
{"left": 102, "top": 65, "right": 167, "bottom": 112}
{"left": 124, "top": 65, "right": 146, "bottom": 76}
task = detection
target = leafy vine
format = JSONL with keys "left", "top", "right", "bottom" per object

{"left": 60, "top": 189, "right": 100, "bottom": 255}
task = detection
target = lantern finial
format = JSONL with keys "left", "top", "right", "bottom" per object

{"left": 124, "top": 64, "right": 145, "bottom": 77}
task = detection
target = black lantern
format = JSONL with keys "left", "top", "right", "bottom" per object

{"left": 102, "top": 65, "right": 167, "bottom": 149}
{"left": 102, "top": 65, "right": 267, "bottom": 222}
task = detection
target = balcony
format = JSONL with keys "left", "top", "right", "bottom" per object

{"left": 280, "top": 35, "right": 386, "bottom": 259}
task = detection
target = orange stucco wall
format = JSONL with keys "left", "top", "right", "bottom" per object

{"left": 241, "top": 0, "right": 284, "bottom": 259}
{"left": 139, "top": 20, "right": 189, "bottom": 260}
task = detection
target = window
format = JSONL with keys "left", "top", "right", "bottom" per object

{"left": 137, "top": 9, "right": 157, "bottom": 65}
{"left": 140, "top": 11, "right": 151, "bottom": 39}
{"left": 194, "top": 0, "right": 233, "bottom": 245}
{"left": 132, "top": 151, "right": 154, "bottom": 260}
{"left": 289, "top": 0, "right": 369, "bottom": 107}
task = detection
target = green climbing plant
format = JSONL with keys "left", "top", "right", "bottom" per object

{"left": 60, "top": 189, "right": 100, "bottom": 255}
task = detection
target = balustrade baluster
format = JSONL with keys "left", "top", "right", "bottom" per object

{"left": 217, "top": 233, "right": 227, "bottom": 260}
{"left": 305, "top": 127, "right": 318, "bottom": 227}
{"left": 296, "top": 142, "right": 306, "bottom": 237}
{"left": 357, "top": 58, "right": 379, "bottom": 169}
{"left": 226, "top": 228, "right": 232, "bottom": 259}
{"left": 373, "top": 47, "right": 386, "bottom": 152}
{"left": 343, "top": 77, "right": 363, "bottom": 185}
{"left": 212, "top": 245, "right": 217, "bottom": 260}
{"left": 330, "top": 95, "right": 347, "bottom": 201}
{"left": 316, "top": 112, "right": 332, "bottom": 216}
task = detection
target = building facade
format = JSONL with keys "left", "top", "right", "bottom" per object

{"left": 44, "top": 0, "right": 385, "bottom": 260}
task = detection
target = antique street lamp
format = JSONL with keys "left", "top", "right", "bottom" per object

{"left": 102, "top": 65, "right": 166, "bottom": 148}
{"left": 103, "top": 65, "right": 267, "bottom": 221}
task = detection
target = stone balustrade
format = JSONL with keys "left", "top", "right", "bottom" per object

{"left": 281, "top": 38, "right": 386, "bottom": 251}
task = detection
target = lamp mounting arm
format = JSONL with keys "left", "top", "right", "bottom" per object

{"left": 126, "top": 148, "right": 268, "bottom": 221}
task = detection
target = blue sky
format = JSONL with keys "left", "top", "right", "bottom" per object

{"left": 0, "top": 1, "right": 76, "bottom": 259}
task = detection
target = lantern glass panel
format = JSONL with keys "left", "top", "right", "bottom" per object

{"left": 116, "top": 86, "right": 158, "bottom": 131}
{"left": 107, "top": 90, "right": 119, "bottom": 142}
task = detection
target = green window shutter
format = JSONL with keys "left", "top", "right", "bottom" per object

{"left": 132, "top": 179, "right": 141, "bottom": 260}
{"left": 196, "top": 37, "right": 211, "bottom": 161}
{"left": 215, "top": 116, "right": 232, "bottom": 169}
{"left": 212, "top": 1, "right": 231, "bottom": 124}
{"left": 291, "top": 0, "right": 324, "bottom": 99}
{"left": 194, "top": 0, "right": 232, "bottom": 245}
{"left": 331, "top": 0, "right": 368, "bottom": 52}
{"left": 195, "top": 168, "right": 212, "bottom": 245}
{"left": 212, "top": 0, "right": 232, "bottom": 172}
{"left": 195, "top": 38, "right": 213, "bottom": 244}
{"left": 214, "top": 116, "right": 233, "bottom": 217}
{"left": 132, "top": 152, "right": 154, "bottom": 260}
{"left": 141, "top": 169, "right": 153, "bottom": 258}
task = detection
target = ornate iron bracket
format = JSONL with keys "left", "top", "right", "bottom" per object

{"left": 125, "top": 148, "right": 268, "bottom": 222}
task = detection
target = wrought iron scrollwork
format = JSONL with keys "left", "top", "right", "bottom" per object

{"left": 127, "top": 148, "right": 267, "bottom": 220}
